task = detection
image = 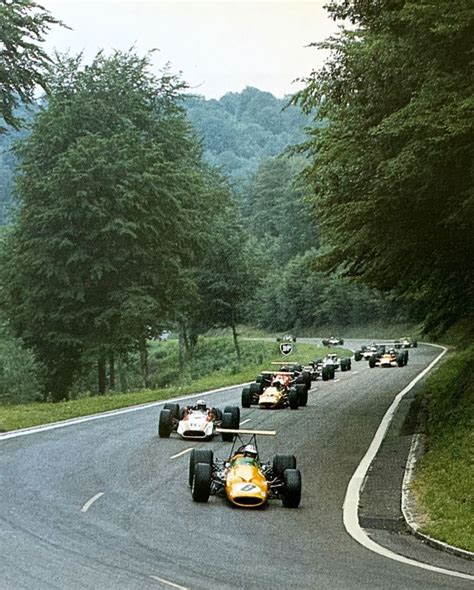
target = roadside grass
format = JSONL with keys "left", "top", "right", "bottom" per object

{"left": 412, "top": 345, "right": 474, "bottom": 552}
{"left": 0, "top": 337, "right": 348, "bottom": 432}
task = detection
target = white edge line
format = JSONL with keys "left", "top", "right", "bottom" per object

{"left": 0, "top": 382, "right": 252, "bottom": 441}
{"left": 149, "top": 574, "right": 189, "bottom": 589}
{"left": 239, "top": 418, "right": 251, "bottom": 426}
{"left": 170, "top": 447, "right": 194, "bottom": 459}
{"left": 343, "top": 343, "right": 474, "bottom": 581}
{"left": 81, "top": 492, "right": 104, "bottom": 513}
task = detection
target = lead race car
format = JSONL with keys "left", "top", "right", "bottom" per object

{"left": 322, "top": 336, "right": 344, "bottom": 346}
{"left": 189, "top": 429, "right": 302, "bottom": 508}
{"left": 158, "top": 400, "right": 240, "bottom": 442}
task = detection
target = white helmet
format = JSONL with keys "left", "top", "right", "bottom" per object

{"left": 243, "top": 444, "right": 258, "bottom": 459}
{"left": 196, "top": 400, "right": 207, "bottom": 412}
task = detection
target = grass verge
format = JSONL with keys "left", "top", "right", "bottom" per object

{"left": 412, "top": 344, "right": 474, "bottom": 552}
{"left": 0, "top": 337, "right": 349, "bottom": 432}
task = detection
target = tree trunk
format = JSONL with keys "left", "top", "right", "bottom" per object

{"left": 109, "top": 353, "right": 115, "bottom": 390}
{"left": 118, "top": 354, "right": 128, "bottom": 391}
{"left": 140, "top": 336, "right": 149, "bottom": 388}
{"left": 231, "top": 323, "right": 241, "bottom": 361}
{"left": 98, "top": 355, "right": 107, "bottom": 395}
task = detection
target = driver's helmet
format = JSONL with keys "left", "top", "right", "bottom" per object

{"left": 272, "top": 378, "right": 283, "bottom": 390}
{"left": 196, "top": 399, "right": 207, "bottom": 412}
{"left": 242, "top": 444, "right": 258, "bottom": 459}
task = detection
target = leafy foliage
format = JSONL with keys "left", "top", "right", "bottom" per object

{"left": 0, "top": 50, "right": 216, "bottom": 400}
{"left": 184, "top": 87, "right": 310, "bottom": 181}
{"left": 293, "top": 0, "right": 474, "bottom": 333}
{"left": 0, "top": 0, "right": 61, "bottom": 132}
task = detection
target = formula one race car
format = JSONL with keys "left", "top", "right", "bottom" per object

{"left": 394, "top": 337, "right": 418, "bottom": 349}
{"left": 368, "top": 346, "right": 408, "bottom": 368}
{"left": 158, "top": 400, "right": 240, "bottom": 441}
{"left": 189, "top": 429, "right": 302, "bottom": 508}
{"left": 241, "top": 363, "right": 311, "bottom": 409}
{"left": 354, "top": 343, "right": 380, "bottom": 361}
{"left": 322, "top": 336, "right": 344, "bottom": 346}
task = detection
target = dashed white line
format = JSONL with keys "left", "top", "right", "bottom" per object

{"left": 149, "top": 575, "right": 189, "bottom": 589}
{"left": 352, "top": 371, "right": 359, "bottom": 375}
{"left": 239, "top": 418, "right": 251, "bottom": 426}
{"left": 170, "top": 447, "right": 194, "bottom": 459}
{"left": 81, "top": 492, "right": 104, "bottom": 513}
{"left": 334, "top": 378, "right": 340, "bottom": 383}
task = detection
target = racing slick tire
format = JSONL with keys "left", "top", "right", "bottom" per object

{"left": 158, "top": 409, "right": 173, "bottom": 438}
{"left": 250, "top": 381, "right": 263, "bottom": 395}
{"left": 221, "top": 406, "right": 240, "bottom": 441}
{"left": 369, "top": 356, "right": 377, "bottom": 368}
{"left": 322, "top": 366, "right": 331, "bottom": 381}
{"left": 322, "top": 339, "right": 329, "bottom": 346}
{"left": 396, "top": 355, "right": 404, "bottom": 367}
{"left": 241, "top": 386, "right": 252, "bottom": 408}
{"left": 272, "top": 454, "right": 297, "bottom": 478}
{"left": 282, "top": 468, "right": 302, "bottom": 508}
{"left": 354, "top": 351, "right": 362, "bottom": 361}
{"left": 214, "top": 408, "right": 223, "bottom": 421}
{"left": 192, "top": 463, "right": 212, "bottom": 503}
{"left": 288, "top": 387, "right": 299, "bottom": 409}
{"left": 329, "top": 367, "right": 336, "bottom": 379}
{"left": 295, "top": 384, "right": 308, "bottom": 407}
{"left": 341, "top": 358, "right": 351, "bottom": 371}
{"left": 189, "top": 449, "right": 213, "bottom": 487}
{"left": 163, "top": 403, "right": 180, "bottom": 420}
{"left": 403, "top": 351, "right": 409, "bottom": 364}
{"left": 413, "top": 341, "right": 418, "bottom": 348}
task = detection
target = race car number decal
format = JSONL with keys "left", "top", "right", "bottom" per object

{"left": 240, "top": 484, "right": 258, "bottom": 492}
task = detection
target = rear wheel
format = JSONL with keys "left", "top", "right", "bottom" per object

{"left": 250, "top": 381, "right": 263, "bottom": 395}
{"left": 322, "top": 366, "right": 330, "bottom": 381}
{"left": 369, "top": 356, "right": 376, "bottom": 368}
{"left": 221, "top": 406, "right": 240, "bottom": 441}
{"left": 158, "top": 409, "right": 173, "bottom": 438}
{"left": 241, "top": 386, "right": 252, "bottom": 408}
{"left": 272, "top": 454, "right": 297, "bottom": 478}
{"left": 354, "top": 351, "right": 362, "bottom": 361}
{"left": 192, "top": 463, "right": 212, "bottom": 502}
{"left": 163, "top": 403, "right": 180, "bottom": 420}
{"left": 189, "top": 449, "right": 213, "bottom": 487}
{"left": 288, "top": 387, "right": 299, "bottom": 409}
{"left": 282, "top": 469, "right": 302, "bottom": 508}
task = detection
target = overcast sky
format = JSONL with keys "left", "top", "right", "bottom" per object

{"left": 40, "top": 1, "right": 339, "bottom": 99}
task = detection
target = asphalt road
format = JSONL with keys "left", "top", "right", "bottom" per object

{"left": 0, "top": 341, "right": 472, "bottom": 590}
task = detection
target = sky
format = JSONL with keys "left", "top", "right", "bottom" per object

{"left": 40, "top": 1, "right": 339, "bottom": 99}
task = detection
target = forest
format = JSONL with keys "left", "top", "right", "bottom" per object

{"left": 0, "top": 0, "right": 472, "bottom": 404}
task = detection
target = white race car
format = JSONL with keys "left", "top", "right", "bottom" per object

{"left": 158, "top": 400, "right": 240, "bottom": 442}
{"left": 322, "top": 336, "right": 344, "bottom": 346}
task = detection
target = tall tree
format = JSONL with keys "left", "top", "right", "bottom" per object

{"left": 0, "top": 0, "right": 61, "bottom": 132}
{"left": 0, "top": 50, "right": 213, "bottom": 400}
{"left": 294, "top": 0, "right": 474, "bottom": 333}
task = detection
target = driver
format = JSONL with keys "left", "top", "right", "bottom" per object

{"left": 242, "top": 444, "right": 258, "bottom": 460}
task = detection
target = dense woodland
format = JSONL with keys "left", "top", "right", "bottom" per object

{"left": 0, "top": 0, "right": 472, "bottom": 402}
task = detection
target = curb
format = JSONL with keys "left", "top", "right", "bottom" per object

{"left": 402, "top": 432, "right": 474, "bottom": 562}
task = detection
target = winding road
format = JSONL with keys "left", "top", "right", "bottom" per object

{"left": 1, "top": 341, "right": 473, "bottom": 589}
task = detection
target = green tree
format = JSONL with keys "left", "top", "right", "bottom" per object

{"left": 0, "top": 50, "right": 213, "bottom": 400}
{"left": 294, "top": 0, "right": 474, "bottom": 333}
{"left": 0, "top": 0, "right": 61, "bottom": 132}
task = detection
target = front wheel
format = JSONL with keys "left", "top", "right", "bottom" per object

{"left": 282, "top": 469, "right": 302, "bottom": 508}
{"left": 192, "top": 463, "right": 212, "bottom": 502}
{"left": 241, "top": 386, "right": 252, "bottom": 408}
{"left": 158, "top": 409, "right": 173, "bottom": 438}
{"left": 288, "top": 387, "right": 299, "bottom": 409}
{"left": 189, "top": 449, "right": 213, "bottom": 487}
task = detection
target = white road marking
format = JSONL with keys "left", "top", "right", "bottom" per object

{"left": 343, "top": 343, "right": 474, "bottom": 581}
{"left": 81, "top": 492, "right": 104, "bottom": 513}
{"left": 0, "top": 382, "right": 252, "bottom": 440}
{"left": 334, "top": 378, "right": 340, "bottom": 383}
{"left": 149, "top": 575, "right": 189, "bottom": 589}
{"left": 239, "top": 418, "right": 251, "bottom": 426}
{"left": 170, "top": 447, "right": 193, "bottom": 459}
{"left": 352, "top": 371, "right": 359, "bottom": 375}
